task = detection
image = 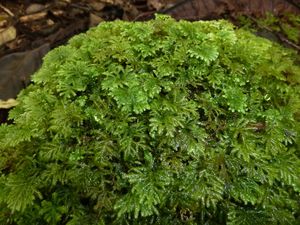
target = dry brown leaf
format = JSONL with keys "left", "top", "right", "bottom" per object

{"left": 0, "top": 18, "right": 7, "bottom": 27}
{"left": 0, "top": 99, "right": 18, "bottom": 109}
{"left": 20, "top": 12, "right": 47, "bottom": 23}
{"left": 0, "top": 26, "right": 16, "bottom": 46}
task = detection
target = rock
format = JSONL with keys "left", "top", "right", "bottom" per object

{"left": 25, "top": 3, "right": 45, "bottom": 14}
{"left": 89, "top": 13, "right": 103, "bottom": 27}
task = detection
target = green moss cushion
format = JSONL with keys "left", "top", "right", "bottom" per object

{"left": 0, "top": 15, "right": 300, "bottom": 224}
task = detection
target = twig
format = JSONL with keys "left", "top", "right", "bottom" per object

{"left": 19, "top": 12, "right": 47, "bottom": 23}
{"left": 0, "top": 4, "right": 14, "bottom": 17}
{"left": 247, "top": 15, "right": 300, "bottom": 51}
{"left": 133, "top": 11, "right": 156, "bottom": 21}
{"left": 69, "top": 2, "right": 92, "bottom": 12}
{"left": 277, "top": 34, "right": 300, "bottom": 51}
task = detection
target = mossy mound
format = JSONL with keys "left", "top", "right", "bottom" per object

{"left": 0, "top": 15, "right": 300, "bottom": 225}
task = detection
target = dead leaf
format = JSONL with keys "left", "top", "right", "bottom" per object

{"left": 0, "top": 43, "right": 50, "bottom": 100}
{"left": 0, "top": 4, "right": 14, "bottom": 17}
{"left": 0, "top": 18, "right": 7, "bottom": 27}
{"left": 20, "top": 12, "right": 47, "bottom": 23}
{"left": 0, "top": 26, "right": 16, "bottom": 46}
{"left": 0, "top": 99, "right": 18, "bottom": 109}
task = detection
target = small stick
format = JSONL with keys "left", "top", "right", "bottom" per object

{"left": 19, "top": 12, "right": 47, "bottom": 23}
{"left": 247, "top": 15, "right": 300, "bottom": 51}
{"left": 277, "top": 33, "right": 300, "bottom": 51}
{"left": 0, "top": 4, "right": 14, "bottom": 17}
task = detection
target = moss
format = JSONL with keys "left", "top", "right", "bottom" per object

{"left": 0, "top": 15, "right": 299, "bottom": 225}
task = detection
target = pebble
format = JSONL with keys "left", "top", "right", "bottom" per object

{"left": 25, "top": 4, "right": 45, "bottom": 14}
{"left": 0, "top": 26, "right": 17, "bottom": 47}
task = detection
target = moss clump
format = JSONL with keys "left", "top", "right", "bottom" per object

{"left": 0, "top": 15, "right": 300, "bottom": 225}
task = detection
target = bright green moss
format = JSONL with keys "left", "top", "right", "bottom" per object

{"left": 0, "top": 15, "right": 300, "bottom": 224}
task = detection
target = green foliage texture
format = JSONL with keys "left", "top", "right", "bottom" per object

{"left": 0, "top": 15, "right": 300, "bottom": 224}
{"left": 238, "top": 12, "right": 300, "bottom": 45}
